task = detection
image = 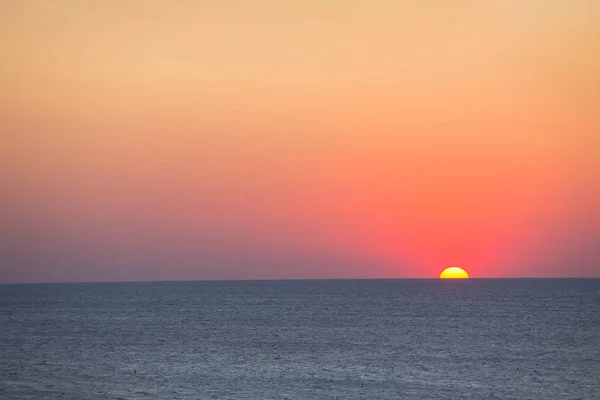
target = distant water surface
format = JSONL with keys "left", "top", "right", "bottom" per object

{"left": 1, "top": 279, "right": 599, "bottom": 399}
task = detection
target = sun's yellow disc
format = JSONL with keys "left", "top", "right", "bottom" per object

{"left": 440, "top": 266, "right": 469, "bottom": 279}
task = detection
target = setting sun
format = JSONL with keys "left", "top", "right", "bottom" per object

{"left": 440, "top": 267, "right": 470, "bottom": 279}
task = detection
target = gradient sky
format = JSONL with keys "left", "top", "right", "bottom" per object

{"left": 1, "top": 1, "right": 599, "bottom": 282}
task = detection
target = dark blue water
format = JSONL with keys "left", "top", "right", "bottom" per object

{"left": 1, "top": 279, "right": 599, "bottom": 399}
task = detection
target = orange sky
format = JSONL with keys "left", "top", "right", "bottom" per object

{"left": 1, "top": 1, "right": 598, "bottom": 282}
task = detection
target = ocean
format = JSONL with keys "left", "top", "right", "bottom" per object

{"left": 1, "top": 279, "right": 599, "bottom": 399}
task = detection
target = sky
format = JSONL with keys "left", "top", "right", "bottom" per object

{"left": 1, "top": 1, "right": 599, "bottom": 282}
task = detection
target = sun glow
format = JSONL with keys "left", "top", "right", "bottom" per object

{"left": 440, "top": 267, "right": 470, "bottom": 279}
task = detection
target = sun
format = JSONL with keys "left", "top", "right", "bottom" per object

{"left": 440, "top": 266, "right": 469, "bottom": 279}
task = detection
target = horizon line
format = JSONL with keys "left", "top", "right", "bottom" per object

{"left": 1, "top": 276, "right": 599, "bottom": 285}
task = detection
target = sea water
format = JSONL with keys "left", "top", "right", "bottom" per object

{"left": 1, "top": 279, "right": 599, "bottom": 399}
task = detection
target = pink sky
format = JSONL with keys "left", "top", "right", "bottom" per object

{"left": 1, "top": 1, "right": 598, "bottom": 282}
